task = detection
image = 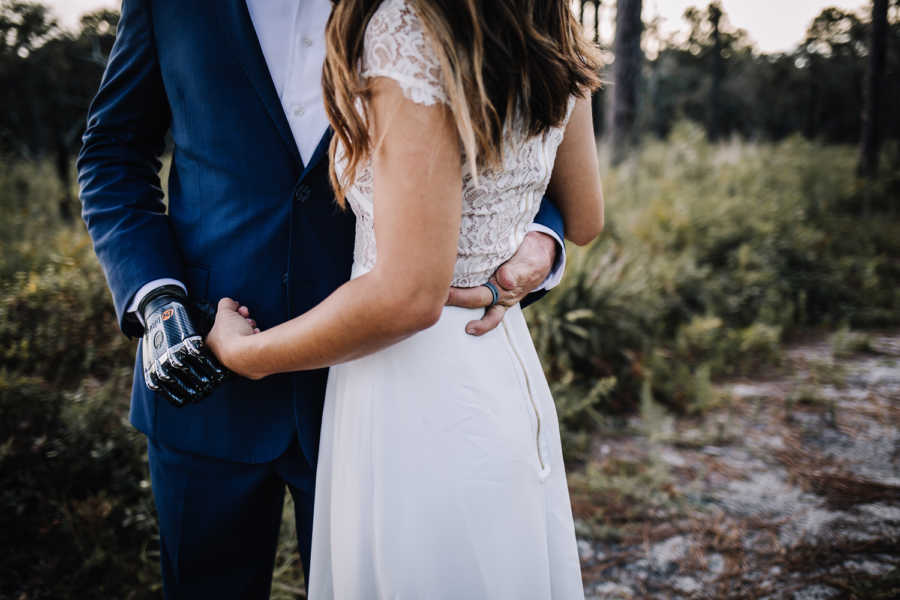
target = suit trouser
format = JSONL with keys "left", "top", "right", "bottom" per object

{"left": 147, "top": 437, "right": 317, "bottom": 599}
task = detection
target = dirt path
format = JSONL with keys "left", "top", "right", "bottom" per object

{"left": 574, "top": 331, "right": 900, "bottom": 599}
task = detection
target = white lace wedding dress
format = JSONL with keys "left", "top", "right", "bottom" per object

{"left": 308, "top": 0, "right": 584, "bottom": 597}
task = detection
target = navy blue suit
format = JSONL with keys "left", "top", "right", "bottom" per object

{"left": 77, "top": 0, "right": 564, "bottom": 596}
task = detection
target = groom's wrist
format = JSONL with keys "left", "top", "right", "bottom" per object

{"left": 528, "top": 230, "right": 557, "bottom": 269}
{"left": 526, "top": 225, "right": 565, "bottom": 292}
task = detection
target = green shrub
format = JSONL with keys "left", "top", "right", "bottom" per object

{"left": 829, "top": 327, "right": 875, "bottom": 358}
{"left": 0, "top": 227, "right": 133, "bottom": 385}
{"left": 0, "top": 160, "right": 154, "bottom": 598}
{"left": 0, "top": 161, "right": 66, "bottom": 255}
{"left": 529, "top": 123, "right": 900, "bottom": 418}
{"left": 0, "top": 371, "right": 159, "bottom": 599}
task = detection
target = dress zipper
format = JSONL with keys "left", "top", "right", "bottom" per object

{"left": 501, "top": 319, "right": 546, "bottom": 473}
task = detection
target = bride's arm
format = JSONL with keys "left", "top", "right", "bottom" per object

{"left": 206, "top": 78, "right": 462, "bottom": 379}
{"left": 547, "top": 96, "right": 604, "bottom": 246}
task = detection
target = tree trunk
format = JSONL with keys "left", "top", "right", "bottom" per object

{"left": 858, "top": 0, "right": 888, "bottom": 178}
{"left": 579, "top": 0, "right": 603, "bottom": 44}
{"left": 609, "top": 0, "right": 643, "bottom": 164}
{"left": 708, "top": 3, "right": 724, "bottom": 141}
{"left": 579, "top": 1, "right": 605, "bottom": 136}
{"left": 54, "top": 130, "right": 73, "bottom": 222}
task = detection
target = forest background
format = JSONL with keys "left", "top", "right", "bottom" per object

{"left": 1, "top": 1, "right": 898, "bottom": 598}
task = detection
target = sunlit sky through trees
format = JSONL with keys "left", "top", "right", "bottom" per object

{"left": 51, "top": 0, "right": 870, "bottom": 54}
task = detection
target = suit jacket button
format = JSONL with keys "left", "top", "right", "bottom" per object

{"left": 294, "top": 184, "right": 311, "bottom": 203}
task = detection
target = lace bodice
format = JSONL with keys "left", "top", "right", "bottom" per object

{"left": 336, "top": 0, "right": 575, "bottom": 287}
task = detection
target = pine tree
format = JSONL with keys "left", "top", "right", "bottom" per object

{"left": 609, "top": 0, "right": 643, "bottom": 164}
{"left": 858, "top": 0, "right": 889, "bottom": 178}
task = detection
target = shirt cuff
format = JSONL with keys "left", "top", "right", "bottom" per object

{"left": 526, "top": 223, "right": 566, "bottom": 292}
{"left": 127, "top": 278, "right": 188, "bottom": 326}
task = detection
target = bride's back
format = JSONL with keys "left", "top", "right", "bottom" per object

{"left": 326, "top": 0, "right": 602, "bottom": 285}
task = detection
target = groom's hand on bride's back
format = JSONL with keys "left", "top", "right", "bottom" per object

{"left": 446, "top": 230, "right": 558, "bottom": 336}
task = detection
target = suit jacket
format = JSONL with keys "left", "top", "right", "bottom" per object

{"left": 77, "top": 0, "right": 565, "bottom": 465}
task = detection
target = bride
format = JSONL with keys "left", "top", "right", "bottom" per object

{"left": 207, "top": 0, "right": 603, "bottom": 597}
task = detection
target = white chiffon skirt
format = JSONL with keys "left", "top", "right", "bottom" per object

{"left": 308, "top": 301, "right": 584, "bottom": 599}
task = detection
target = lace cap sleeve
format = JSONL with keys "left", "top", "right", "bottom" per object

{"left": 361, "top": 0, "right": 450, "bottom": 106}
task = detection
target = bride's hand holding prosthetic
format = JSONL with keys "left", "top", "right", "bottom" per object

{"left": 206, "top": 298, "right": 263, "bottom": 380}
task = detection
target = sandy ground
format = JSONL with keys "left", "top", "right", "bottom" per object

{"left": 576, "top": 332, "right": 900, "bottom": 600}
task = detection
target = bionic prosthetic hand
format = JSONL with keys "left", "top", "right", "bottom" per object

{"left": 139, "top": 284, "right": 229, "bottom": 406}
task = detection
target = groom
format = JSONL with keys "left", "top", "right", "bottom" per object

{"left": 78, "top": 0, "right": 566, "bottom": 597}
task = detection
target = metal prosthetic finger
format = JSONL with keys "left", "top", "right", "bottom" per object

{"left": 171, "top": 343, "right": 212, "bottom": 392}
{"left": 158, "top": 358, "right": 202, "bottom": 403}
{"left": 144, "top": 367, "right": 161, "bottom": 391}
{"left": 182, "top": 337, "right": 221, "bottom": 383}
{"left": 181, "top": 354, "right": 215, "bottom": 394}
{"left": 147, "top": 360, "right": 167, "bottom": 388}
{"left": 179, "top": 357, "right": 218, "bottom": 400}
{"left": 157, "top": 379, "right": 189, "bottom": 407}
{"left": 197, "top": 348, "right": 229, "bottom": 383}
{"left": 148, "top": 367, "right": 186, "bottom": 407}
{"left": 183, "top": 335, "right": 205, "bottom": 356}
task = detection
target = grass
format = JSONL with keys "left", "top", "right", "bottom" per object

{"left": 775, "top": 433, "right": 900, "bottom": 510}
{"left": 830, "top": 327, "right": 877, "bottom": 358}
{"left": 272, "top": 495, "right": 307, "bottom": 598}
{"left": 569, "top": 452, "right": 680, "bottom": 541}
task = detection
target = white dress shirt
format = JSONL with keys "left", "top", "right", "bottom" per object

{"left": 128, "top": 0, "right": 564, "bottom": 321}
{"left": 246, "top": 0, "right": 332, "bottom": 163}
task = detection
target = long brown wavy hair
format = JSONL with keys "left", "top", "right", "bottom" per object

{"left": 323, "top": 0, "right": 603, "bottom": 205}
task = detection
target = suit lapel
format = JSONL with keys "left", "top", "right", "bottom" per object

{"left": 223, "top": 0, "right": 302, "bottom": 168}
{"left": 299, "top": 128, "right": 334, "bottom": 182}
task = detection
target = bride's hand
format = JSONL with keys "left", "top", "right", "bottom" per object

{"left": 205, "top": 298, "right": 263, "bottom": 380}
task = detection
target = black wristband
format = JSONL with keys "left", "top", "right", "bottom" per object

{"left": 138, "top": 284, "right": 189, "bottom": 323}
